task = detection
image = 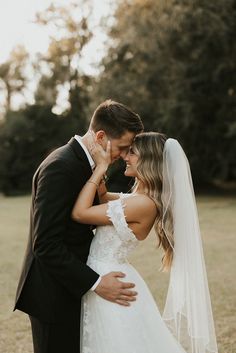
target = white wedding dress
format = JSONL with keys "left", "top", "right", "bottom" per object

{"left": 81, "top": 194, "right": 186, "bottom": 353}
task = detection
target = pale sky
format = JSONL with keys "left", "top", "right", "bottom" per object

{"left": 0, "top": 0, "right": 114, "bottom": 72}
{"left": 0, "top": 0, "right": 115, "bottom": 112}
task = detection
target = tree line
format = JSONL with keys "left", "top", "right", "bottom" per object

{"left": 0, "top": 0, "right": 235, "bottom": 194}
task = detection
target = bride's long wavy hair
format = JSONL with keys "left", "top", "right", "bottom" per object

{"left": 132, "top": 132, "right": 174, "bottom": 271}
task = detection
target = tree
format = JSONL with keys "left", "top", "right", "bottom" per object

{"left": 0, "top": 45, "right": 29, "bottom": 113}
{"left": 95, "top": 0, "right": 236, "bottom": 185}
{"left": 0, "top": 104, "right": 75, "bottom": 195}
{"left": 34, "top": 1, "right": 93, "bottom": 129}
{"left": 0, "top": 2, "right": 97, "bottom": 194}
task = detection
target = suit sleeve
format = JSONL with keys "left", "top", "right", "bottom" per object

{"left": 32, "top": 158, "right": 99, "bottom": 299}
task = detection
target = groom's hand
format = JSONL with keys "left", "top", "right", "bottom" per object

{"left": 94, "top": 272, "right": 137, "bottom": 306}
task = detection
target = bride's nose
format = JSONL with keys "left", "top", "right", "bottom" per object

{"left": 124, "top": 152, "right": 130, "bottom": 162}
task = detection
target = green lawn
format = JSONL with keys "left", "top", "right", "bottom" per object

{"left": 0, "top": 195, "right": 235, "bottom": 353}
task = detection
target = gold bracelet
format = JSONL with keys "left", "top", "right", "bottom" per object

{"left": 87, "top": 180, "right": 99, "bottom": 187}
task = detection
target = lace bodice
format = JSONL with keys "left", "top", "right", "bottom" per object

{"left": 88, "top": 194, "right": 138, "bottom": 264}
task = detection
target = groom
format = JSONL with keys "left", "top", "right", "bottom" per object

{"left": 14, "top": 100, "right": 143, "bottom": 353}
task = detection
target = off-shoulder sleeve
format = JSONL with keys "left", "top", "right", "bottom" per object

{"left": 106, "top": 196, "right": 136, "bottom": 241}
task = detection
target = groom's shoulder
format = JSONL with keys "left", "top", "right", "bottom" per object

{"left": 37, "top": 141, "right": 79, "bottom": 174}
{"left": 42, "top": 143, "right": 70, "bottom": 162}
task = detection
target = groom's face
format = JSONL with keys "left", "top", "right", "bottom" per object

{"left": 96, "top": 130, "right": 136, "bottom": 162}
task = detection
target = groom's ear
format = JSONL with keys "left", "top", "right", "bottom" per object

{"left": 95, "top": 130, "right": 106, "bottom": 145}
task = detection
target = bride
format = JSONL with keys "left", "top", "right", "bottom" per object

{"left": 72, "top": 132, "right": 218, "bottom": 353}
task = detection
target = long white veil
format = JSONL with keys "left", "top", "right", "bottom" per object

{"left": 161, "top": 139, "right": 218, "bottom": 353}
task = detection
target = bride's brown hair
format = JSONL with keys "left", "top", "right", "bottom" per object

{"left": 132, "top": 132, "right": 174, "bottom": 271}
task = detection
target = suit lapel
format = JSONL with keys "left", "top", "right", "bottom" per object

{"left": 67, "top": 137, "right": 93, "bottom": 172}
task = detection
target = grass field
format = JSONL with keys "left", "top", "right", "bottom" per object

{"left": 0, "top": 195, "right": 235, "bottom": 353}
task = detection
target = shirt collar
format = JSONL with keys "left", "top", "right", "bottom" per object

{"left": 74, "top": 135, "right": 95, "bottom": 169}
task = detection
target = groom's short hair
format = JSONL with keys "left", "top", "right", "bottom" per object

{"left": 90, "top": 99, "right": 143, "bottom": 138}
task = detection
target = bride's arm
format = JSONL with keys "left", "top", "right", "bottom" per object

{"left": 72, "top": 180, "right": 156, "bottom": 240}
{"left": 72, "top": 140, "right": 114, "bottom": 224}
{"left": 72, "top": 164, "right": 113, "bottom": 225}
{"left": 71, "top": 140, "right": 157, "bottom": 238}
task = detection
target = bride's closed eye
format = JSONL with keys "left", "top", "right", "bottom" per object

{"left": 129, "top": 147, "right": 135, "bottom": 155}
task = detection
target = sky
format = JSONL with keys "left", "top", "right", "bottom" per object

{"left": 0, "top": 0, "right": 114, "bottom": 73}
{"left": 0, "top": 0, "right": 115, "bottom": 113}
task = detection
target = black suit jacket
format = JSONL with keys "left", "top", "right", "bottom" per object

{"left": 14, "top": 138, "right": 99, "bottom": 323}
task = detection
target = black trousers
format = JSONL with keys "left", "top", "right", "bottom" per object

{"left": 29, "top": 315, "right": 80, "bottom": 353}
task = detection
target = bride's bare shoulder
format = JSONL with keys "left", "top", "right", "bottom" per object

{"left": 123, "top": 194, "right": 157, "bottom": 218}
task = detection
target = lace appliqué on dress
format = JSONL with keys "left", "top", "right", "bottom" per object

{"left": 106, "top": 195, "right": 136, "bottom": 242}
{"left": 88, "top": 195, "right": 138, "bottom": 265}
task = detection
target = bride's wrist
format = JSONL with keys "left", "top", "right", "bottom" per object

{"left": 94, "top": 164, "right": 108, "bottom": 175}
{"left": 89, "top": 167, "right": 107, "bottom": 187}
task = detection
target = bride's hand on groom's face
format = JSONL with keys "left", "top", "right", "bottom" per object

{"left": 94, "top": 272, "right": 137, "bottom": 307}
{"left": 88, "top": 131, "right": 111, "bottom": 170}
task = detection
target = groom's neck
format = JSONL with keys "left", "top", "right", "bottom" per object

{"left": 81, "top": 132, "right": 90, "bottom": 150}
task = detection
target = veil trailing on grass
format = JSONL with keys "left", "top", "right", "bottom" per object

{"left": 161, "top": 139, "right": 218, "bottom": 353}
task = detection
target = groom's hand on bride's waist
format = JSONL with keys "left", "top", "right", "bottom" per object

{"left": 94, "top": 272, "right": 137, "bottom": 306}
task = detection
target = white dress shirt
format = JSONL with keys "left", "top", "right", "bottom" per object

{"left": 74, "top": 135, "right": 101, "bottom": 291}
{"left": 74, "top": 135, "right": 95, "bottom": 170}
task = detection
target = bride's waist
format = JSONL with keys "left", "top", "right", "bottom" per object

{"left": 87, "top": 257, "right": 131, "bottom": 276}
{"left": 87, "top": 254, "right": 129, "bottom": 267}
